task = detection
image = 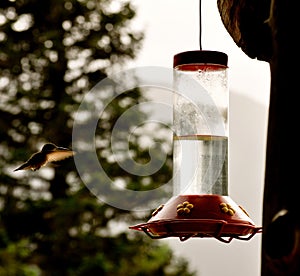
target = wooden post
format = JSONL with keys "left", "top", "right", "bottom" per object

{"left": 261, "top": 0, "right": 300, "bottom": 275}
{"left": 217, "top": 0, "right": 300, "bottom": 274}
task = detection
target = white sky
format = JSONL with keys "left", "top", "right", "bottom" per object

{"left": 130, "top": 0, "right": 271, "bottom": 106}
{"left": 127, "top": 1, "right": 271, "bottom": 276}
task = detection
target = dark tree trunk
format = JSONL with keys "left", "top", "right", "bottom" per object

{"left": 217, "top": 0, "right": 300, "bottom": 275}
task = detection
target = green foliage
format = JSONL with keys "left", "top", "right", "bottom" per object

{"left": 0, "top": 0, "right": 195, "bottom": 275}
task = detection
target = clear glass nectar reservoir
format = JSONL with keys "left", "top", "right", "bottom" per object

{"left": 173, "top": 50, "right": 229, "bottom": 195}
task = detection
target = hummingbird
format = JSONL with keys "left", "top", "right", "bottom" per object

{"left": 14, "top": 143, "right": 75, "bottom": 171}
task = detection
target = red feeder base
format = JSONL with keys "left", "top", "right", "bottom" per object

{"left": 129, "top": 195, "right": 262, "bottom": 243}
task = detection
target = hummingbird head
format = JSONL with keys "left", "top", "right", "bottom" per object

{"left": 41, "top": 143, "right": 72, "bottom": 153}
{"left": 41, "top": 143, "right": 58, "bottom": 152}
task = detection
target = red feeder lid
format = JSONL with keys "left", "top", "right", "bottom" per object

{"left": 173, "top": 50, "right": 228, "bottom": 68}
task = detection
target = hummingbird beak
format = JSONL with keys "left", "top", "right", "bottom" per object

{"left": 54, "top": 147, "right": 76, "bottom": 155}
{"left": 55, "top": 147, "right": 71, "bottom": 151}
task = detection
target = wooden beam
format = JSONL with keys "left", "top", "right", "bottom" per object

{"left": 217, "top": 0, "right": 300, "bottom": 275}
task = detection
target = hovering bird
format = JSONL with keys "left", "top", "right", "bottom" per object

{"left": 14, "top": 143, "right": 75, "bottom": 171}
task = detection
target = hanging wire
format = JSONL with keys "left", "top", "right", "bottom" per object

{"left": 199, "top": 0, "right": 202, "bottom": 50}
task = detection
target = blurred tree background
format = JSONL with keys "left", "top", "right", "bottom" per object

{"left": 0, "top": 0, "right": 195, "bottom": 275}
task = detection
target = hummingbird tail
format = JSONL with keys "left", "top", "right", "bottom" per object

{"left": 13, "top": 163, "right": 30, "bottom": 171}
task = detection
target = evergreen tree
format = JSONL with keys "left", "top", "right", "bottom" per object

{"left": 0, "top": 0, "right": 195, "bottom": 275}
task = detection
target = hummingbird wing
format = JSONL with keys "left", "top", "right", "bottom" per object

{"left": 46, "top": 150, "right": 75, "bottom": 163}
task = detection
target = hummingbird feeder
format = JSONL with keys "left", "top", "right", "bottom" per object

{"left": 129, "top": 50, "right": 262, "bottom": 243}
{"left": 130, "top": 0, "right": 262, "bottom": 242}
